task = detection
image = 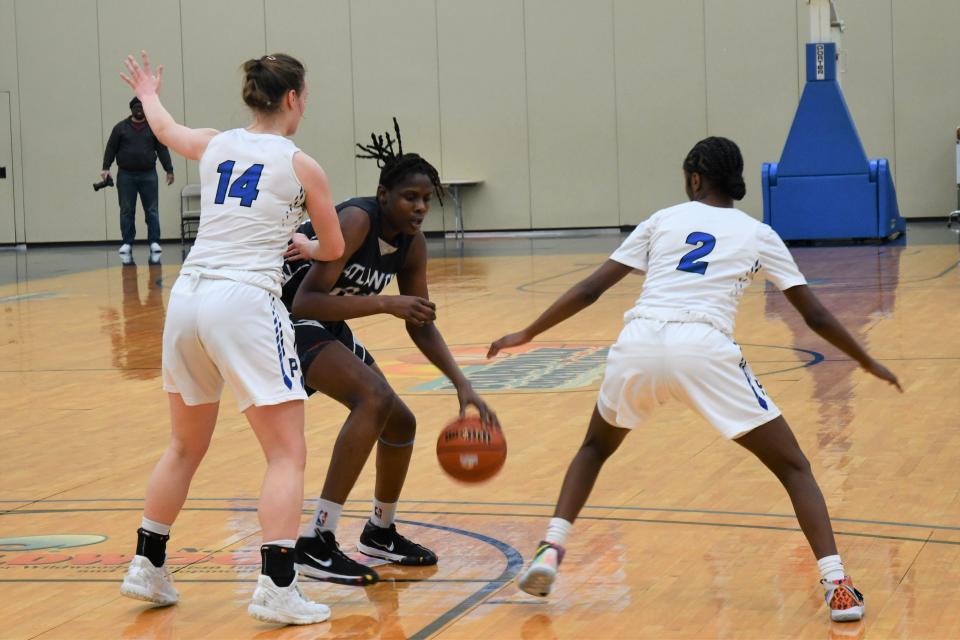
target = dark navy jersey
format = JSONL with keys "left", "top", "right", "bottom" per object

{"left": 281, "top": 196, "right": 415, "bottom": 313}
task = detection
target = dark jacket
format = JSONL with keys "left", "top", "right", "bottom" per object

{"left": 102, "top": 118, "right": 174, "bottom": 173}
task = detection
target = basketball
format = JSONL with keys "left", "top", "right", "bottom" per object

{"left": 436, "top": 416, "right": 506, "bottom": 483}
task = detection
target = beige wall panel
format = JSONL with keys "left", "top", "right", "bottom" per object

{"left": 704, "top": 0, "right": 799, "bottom": 219}
{"left": 835, "top": 1, "right": 896, "bottom": 176}
{"left": 180, "top": 0, "right": 266, "bottom": 183}
{"left": 0, "top": 94, "right": 13, "bottom": 243}
{"left": 349, "top": 0, "right": 445, "bottom": 233}
{"left": 265, "top": 0, "right": 357, "bottom": 204}
{"left": 525, "top": 0, "right": 619, "bottom": 228}
{"left": 17, "top": 0, "right": 104, "bottom": 242}
{"left": 97, "top": 0, "right": 187, "bottom": 242}
{"left": 892, "top": 1, "right": 960, "bottom": 218}
{"left": 437, "top": 0, "right": 530, "bottom": 231}
{"left": 0, "top": 0, "right": 24, "bottom": 243}
{"left": 614, "top": 0, "right": 706, "bottom": 225}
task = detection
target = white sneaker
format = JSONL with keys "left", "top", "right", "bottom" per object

{"left": 248, "top": 574, "right": 331, "bottom": 625}
{"left": 118, "top": 243, "right": 132, "bottom": 254}
{"left": 120, "top": 555, "right": 179, "bottom": 606}
{"left": 517, "top": 541, "right": 565, "bottom": 597}
{"left": 149, "top": 242, "right": 162, "bottom": 253}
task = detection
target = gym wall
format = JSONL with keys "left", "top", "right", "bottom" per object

{"left": 0, "top": 0, "right": 957, "bottom": 243}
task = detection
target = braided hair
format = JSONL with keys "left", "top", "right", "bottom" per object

{"left": 682, "top": 137, "right": 746, "bottom": 201}
{"left": 356, "top": 118, "right": 443, "bottom": 204}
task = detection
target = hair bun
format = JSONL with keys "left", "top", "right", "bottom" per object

{"left": 240, "top": 53, "right": 305, "bottom": 114}
{"left": 725, "top": 175, "right": 746, "bottom": 200}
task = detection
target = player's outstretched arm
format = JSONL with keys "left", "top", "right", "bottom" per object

{"left": 120, "top": 51, "right": 217, "bottom": 161}
{"left": 398, "top": 235, "right": 498, "bottom": 427}
{"left": 487, "top": 259, "right": 634, "bottom": 358}
{"left": 782, "top": 284, "right": 903, "bottom": 392}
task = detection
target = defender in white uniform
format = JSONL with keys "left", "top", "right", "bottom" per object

{"left": 490, "top": 138, "right": 902, "bottom": 624}
{"left": 117, "top": 52, "right": 344, "bottom": 626}
{"left": 598, "top": 200, "right": 805, "bottom": 439}
{"left": 163, "top": 127, "right": 311, "bottom": 410}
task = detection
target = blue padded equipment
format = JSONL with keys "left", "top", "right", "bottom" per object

{"left": 762, "top": 43, "right": 905, "bottom": 241}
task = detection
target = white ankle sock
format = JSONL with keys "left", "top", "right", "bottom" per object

{"left": 302, "top": 499, "right": 342, "bottom": 537}
{"left": 371, "top": 499, "right": 398, "bottom": 528}
{"left": 817, "top": 554, "right": 845, "bottom": 584}
{"left": 544, "top": 518, "right": 572, "bottom": 547}
{"left": 141, "top": 516, "right": 171, "bottom": 536}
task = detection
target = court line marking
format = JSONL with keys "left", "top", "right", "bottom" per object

{"left": 371, "top": 511, "right": 960, "bottom": 547}
{"left": 3, "top": 507, "right": 958, "bottom": 546}
{"left": 0, "top": 509, "right": 522, "bottom": 640}
{"left": 4, "top": 498, "right": 959, "bottom": 532}
{"left": 401, "top": 518, "right": 522, "bottom": 640}
{"left": 514, "top": 254, "right": 958, "bottom": 295}
{"left": 0, "top": 578, "right": 501, "bottom": 584}
{"left": 0, "top": 342, "right": 825, "bottom": 388}
{"left": 2, "top": 503, "right": 955, "bottom": 636}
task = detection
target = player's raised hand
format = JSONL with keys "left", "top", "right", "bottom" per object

{"left": 487, "top": 330, "right": 531, "bottom": 359}
{"left": 121, "top": 50, "right": 163, "bottom": 99}
{"left": 862, "top": 359, "right": 903, "bottom": 392}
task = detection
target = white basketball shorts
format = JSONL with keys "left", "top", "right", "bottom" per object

{"left": 596, "top": 318, "right": 780, "bottom": 439}
{"left": 162, "top": 274, "right": 306, "bottom": 411}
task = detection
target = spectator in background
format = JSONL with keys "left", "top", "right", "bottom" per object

{"left": 101, "top": 96, "right": 175, "bottom": 256}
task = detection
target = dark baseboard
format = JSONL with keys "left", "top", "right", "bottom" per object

{"left": 4, "top": 217, "right": 950, "bottom": 247}
{"left": 425, "top": 225, "right": 628, "bottom": 238}
{"left": 10, "top": 239, "right": 183, "bottom": 249}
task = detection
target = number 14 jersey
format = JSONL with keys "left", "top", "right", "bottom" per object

{"left": 183, "top": 128, "right": 306, "bottom": 296}
{"left": 610, "top": 201, "right": 806, "bottom": 337}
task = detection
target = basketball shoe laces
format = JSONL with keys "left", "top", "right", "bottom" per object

{"left": 319, "top": 529, "right": 355, "bottom": 564}
{"left": 378, "top": 524, "right": 418, "bottom": 551}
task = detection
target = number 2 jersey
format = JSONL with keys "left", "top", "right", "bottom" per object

{"left": 610, "top": 201, "right": 806, "bottom": 336}
{"left": 281, "top": 196, "right": 414, "bottom": 317}
{"left": 181, "top": 128, "right": 306, "bottom": 297}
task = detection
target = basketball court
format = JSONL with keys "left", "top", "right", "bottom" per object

{"left": 2, "top": 225, "right": 958, "bottom": 639}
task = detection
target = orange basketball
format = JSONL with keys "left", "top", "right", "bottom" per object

{"left": 436, "top": 415, "right": 506, "bottom": 483}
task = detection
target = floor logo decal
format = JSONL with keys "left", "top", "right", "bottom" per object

{"left": 380, "top": 343, "right": 609, "bottom": 392}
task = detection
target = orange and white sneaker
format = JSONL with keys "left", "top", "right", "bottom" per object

{"left": 517, "top": 541, "right": 565, "bottom": 597}
{"left": 822, "top": 576, "right": 865, "bottom": 622}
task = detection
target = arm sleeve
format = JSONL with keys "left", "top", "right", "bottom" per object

{"left": 102, "top": 124, "right": 120, "bottom": 171}
{"left": 758, "top": 224, "right": 806, "bottom": 290}
{"left": 609, "top": 213, "right": 658, "bottom": 272}
{"left": 156, "top": 139, "right": 174, "bottom": 173}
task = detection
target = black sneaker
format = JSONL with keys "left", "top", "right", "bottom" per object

{"left": 294, "top": 530, "right": 379, "bottom": 586}
{"left": 357, "top": 521, "right": 438, "bottom": 566}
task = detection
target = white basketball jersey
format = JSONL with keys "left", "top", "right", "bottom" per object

{"left": 610, "top": 201, "right": 806, "bottom": 335}
{"left": 183, "top": 129, "right": 305, "bottom": 296}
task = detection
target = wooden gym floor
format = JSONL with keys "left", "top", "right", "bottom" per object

{"left": 1, "top": 224, "right": 958, "bottom": 639}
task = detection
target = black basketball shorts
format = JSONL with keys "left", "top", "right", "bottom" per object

{"left": 291, "top": 318, "right": 375, "bottom": 396}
